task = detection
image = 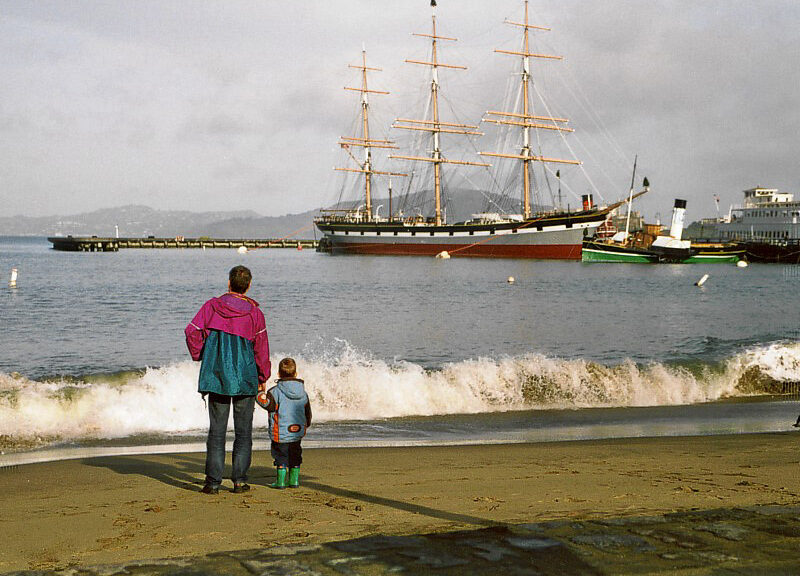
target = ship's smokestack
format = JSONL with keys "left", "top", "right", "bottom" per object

{"left": 582, "top": 194, "right": 593, "bottom": 211}
{"left": 670, "top": 199, "right": 687, "bottom": 240}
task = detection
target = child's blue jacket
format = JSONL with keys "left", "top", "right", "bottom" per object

{"left": 266, "top": 378, "right": 310, "bottom": 443}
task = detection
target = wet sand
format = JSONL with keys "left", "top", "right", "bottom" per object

{"left": 1, "top": 433, "right": 799, "bottom": 574}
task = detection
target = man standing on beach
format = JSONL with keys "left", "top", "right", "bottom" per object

{"left": 185, "top": 265, "right": 271, "bottom": 494}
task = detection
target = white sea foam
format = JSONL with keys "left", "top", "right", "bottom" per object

{"left": 0, "top": 362, "right": 206, "bottom": 446}
{"left": 2, "top": 341, "right": 799, "bottom": 448}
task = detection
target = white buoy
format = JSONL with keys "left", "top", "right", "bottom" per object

{"left": 435, "top": 251, "right": 450, "bottom": 259}
{"left": 507, "top": 276, "right": 515, "bottom": 284}
{"left": 737, "top": 260, "right": 748, "bottom": 268}
{"left": 237, "top": 246, "right": 248, "bottom": 254}
{"left": 695, "top": 273, "right": 709, "bottom": 287}
{"left": 9, "top": 268, "right": 17, "bottom": 287}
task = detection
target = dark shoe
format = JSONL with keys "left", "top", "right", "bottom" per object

{"left": 200, "top": 484, "right": 219, "bottom": 495}
{"left": 232, "top": 483, "right": 251, "bottom": 493}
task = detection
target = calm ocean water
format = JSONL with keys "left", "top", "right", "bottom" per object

{"left": 2, "top": 236, "right": 800, "bottom": 462}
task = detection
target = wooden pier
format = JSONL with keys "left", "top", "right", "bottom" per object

{"left": 47, "top": 236, "right": 318, "bottom": 252}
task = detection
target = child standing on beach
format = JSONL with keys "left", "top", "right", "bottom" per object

{"left": 258, "top": 357, "right": 312, "bottom": 489}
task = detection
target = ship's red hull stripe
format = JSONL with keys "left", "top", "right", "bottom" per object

{"left": 328, "top": 241, "right": 583, "bottom": 259}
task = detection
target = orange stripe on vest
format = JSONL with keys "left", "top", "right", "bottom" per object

{"left": 272, "top": 405, "right": 281, "bottom": 442}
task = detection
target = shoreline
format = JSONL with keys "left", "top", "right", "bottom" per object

{"left": 2, "top": 432, "right": 800, "bottom": 573}
{"left": 3, "top": 395, "right": 799, "bottom": 468}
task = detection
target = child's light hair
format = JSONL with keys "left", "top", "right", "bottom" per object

{"left": 278, "top": 357, "right": 297, "bottom": 378}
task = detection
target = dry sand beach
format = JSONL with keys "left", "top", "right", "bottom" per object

{"left": 2, "top": 432, "right": 800, "bottom": 574}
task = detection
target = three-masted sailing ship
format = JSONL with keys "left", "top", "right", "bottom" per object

{"left": 315, "top": 1, "right": 633, "bottom": 259}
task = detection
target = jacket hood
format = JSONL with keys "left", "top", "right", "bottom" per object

{"left": 213, "top": 293, "right": 259, "bottom": 319}
{"left": 276, "top": 378, "right": 306, "bottom": 400}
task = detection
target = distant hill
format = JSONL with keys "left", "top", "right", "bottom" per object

{"left": 0, "top": 205, "right": 260, "bottom": 238}
{"left": 1, "top": 190, "right": 538, "bottom": 238}
{"left": 187, "top": 209, "right": 321, "bottom": 240}
{"left": 196, "top": 189, "right": 529, "bottom": 239}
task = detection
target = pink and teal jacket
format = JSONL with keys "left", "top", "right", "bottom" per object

{"left": 185, "top": 293, "right": 271, "bottom": 396}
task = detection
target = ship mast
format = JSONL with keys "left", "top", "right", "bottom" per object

{"left": 336, "top": 48, "right": 405, "bottom": 221}
{"left": 480, "top": 0, "right": 580, "bottom": 219}
{"left": 390, "top": 1, "right": 488, "bottom": 226}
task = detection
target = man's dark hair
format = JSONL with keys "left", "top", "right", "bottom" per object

{"left": 279, "top": 357, "right": 297, "bottom": 378}
{"left": 229, "top": 265, "right": 252, "bottom": 294}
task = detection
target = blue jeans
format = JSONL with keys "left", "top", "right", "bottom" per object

{"left": 205, "top": 393, "right": 255, "bottom": 487}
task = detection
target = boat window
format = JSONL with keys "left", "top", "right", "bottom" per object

{"left": 469, "top": 231, "right": 474, "bottom": 236}
{"left": 430, "top": 232, "right": 434, "bottom": 236}
{"left": 394, "top": 231, "right": 398, "bottom": 236}
{"left": 449, "top": 231, "right": 454, "bottom": 236}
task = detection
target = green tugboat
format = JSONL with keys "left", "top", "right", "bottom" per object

{"left": 582, "top": 199, "right": 744, "bottom": 264}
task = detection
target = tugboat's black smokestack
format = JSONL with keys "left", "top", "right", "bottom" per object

{"left": 431, "top": 0, "right": 437, "bottom": 6}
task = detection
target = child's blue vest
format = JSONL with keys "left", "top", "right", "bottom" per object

{"left": 267, "top": 378, "right": 309, "bottom": 443}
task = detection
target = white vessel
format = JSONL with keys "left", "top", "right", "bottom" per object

{"left": 704, "top": 187, "right": 800, "bottom": 242}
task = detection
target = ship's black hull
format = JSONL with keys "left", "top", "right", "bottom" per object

{"left": 742, "top": 241, "right": 800, "bottom": 263}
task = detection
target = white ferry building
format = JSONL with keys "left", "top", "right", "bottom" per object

{"left": 713, "top": 187, "right": 800, "bottom": 242}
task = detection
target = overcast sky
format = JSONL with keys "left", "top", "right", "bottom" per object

{"left": 1, "top": 0, "right": 798, "bottom": 222}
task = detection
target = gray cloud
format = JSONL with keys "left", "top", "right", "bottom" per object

{"left": 0, "top": 0, "right": 797, "bottom": 221}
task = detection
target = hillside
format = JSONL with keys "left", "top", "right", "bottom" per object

{"left": 1, "top": 190, "right": 533, "bottom": 238}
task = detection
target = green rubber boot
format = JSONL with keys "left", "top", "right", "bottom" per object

{"left": 288, "top": 467, "right": 300, "bottom": 488}
{"left": 270, "top": 467, "right": 287, "bottom": 489}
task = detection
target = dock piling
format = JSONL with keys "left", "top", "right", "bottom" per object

{"left": 47, "top": 237, "right": 318, "bottom": 252}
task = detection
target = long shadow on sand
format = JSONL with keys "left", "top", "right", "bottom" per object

{"left": 84, "top": 454, "right": 209, "bottom": 492}
{"left": 302, "top": 479, "right": 499, "bottom": 528}
{"left": 84, "top": 455, "right": 497, "bottom": 527}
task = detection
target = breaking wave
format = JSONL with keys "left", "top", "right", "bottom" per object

{"left": 2, "top": 340, "right": 799, "bottom": 450}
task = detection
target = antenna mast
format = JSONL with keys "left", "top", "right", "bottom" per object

{"left": 391, "top": 1, "right": 488, "bottom": 226}
{"left": 480, "top": 0, "right": 579, "bottom": 219}
{"left": 624, "top": 155, "right": 638, "bottom": 240}
{"left": 336, "top": 48, "right": 405, "bottom": 221}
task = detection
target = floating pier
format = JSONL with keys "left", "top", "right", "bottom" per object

{"left": 48, "top": 236, "right": 318, "bottom": 252}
